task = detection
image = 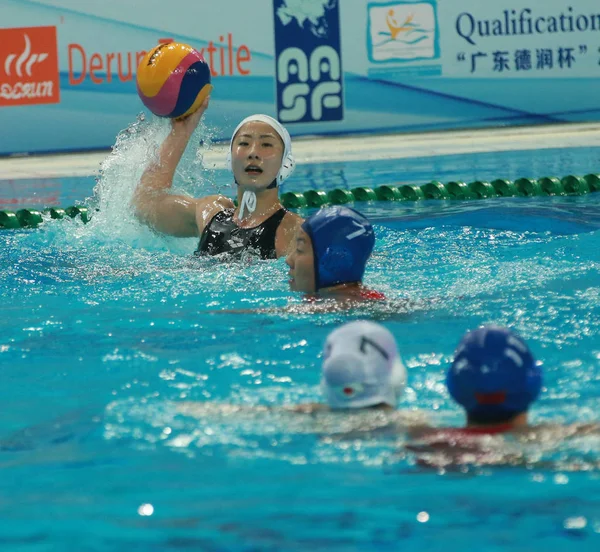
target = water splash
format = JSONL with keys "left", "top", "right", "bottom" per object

{"left": 76, "top": 113, "right": 222, "bottom": 253}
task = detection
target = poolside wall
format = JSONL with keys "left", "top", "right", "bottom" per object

{"left": 1, "top": 0, "right": 600, "bottom": 156}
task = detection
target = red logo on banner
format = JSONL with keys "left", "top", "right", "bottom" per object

{"left": 0, "top": 26, "right": 60, "bottom": 107}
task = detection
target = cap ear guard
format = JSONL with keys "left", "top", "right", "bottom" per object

{"left": 319, "top": 245, "right": 354, "bottom": 282}
{"left": 277, "top": 151, "right": 295, "bottom": 185}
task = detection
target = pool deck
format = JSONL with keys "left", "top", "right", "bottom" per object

{"left": 1, "top": 122, "right": 600, "bottom": 180}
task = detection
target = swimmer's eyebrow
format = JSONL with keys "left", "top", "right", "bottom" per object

{"left": 296, "top": 237, "right": 306, "bottom": 244}
{"left": 238, "top": 133, "right": 278, "bottom": 140}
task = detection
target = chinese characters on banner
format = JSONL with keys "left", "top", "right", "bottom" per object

{"left": 448, "top": 5, "right": 600, "bottom": 77}
{"left": 458, "top": 45, "right": 591, "bottom": 73}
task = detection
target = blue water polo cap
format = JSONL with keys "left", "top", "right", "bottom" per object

{"left": 446, "top": 326, "right": 542, "bottom": 418}
{"left": 301, "top": 206, "right": 375, "bottom": 290}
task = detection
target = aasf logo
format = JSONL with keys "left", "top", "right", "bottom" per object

{"left": 277, "top": 46, "right": 342, "bottom": 122}
{"left": 0, "top": 26, "right": 60, "bottom": 106}
{"left": 273, "top": 0, "right": 344, "bottom": 123}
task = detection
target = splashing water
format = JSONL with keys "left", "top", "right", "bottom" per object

{"left": 79, "top": 113, "right": 224, "bottom": 253}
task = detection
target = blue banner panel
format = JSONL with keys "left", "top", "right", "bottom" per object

{"left": 1, "top": 0, "right": 600, "bottom": 156}
{"left": 273, "top": 0, "right": 344, "bottom": 124}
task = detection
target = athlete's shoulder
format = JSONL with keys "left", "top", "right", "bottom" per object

{"left": 276, "top": 210, "right": 304, "bottom": 257}
{"left": 280, "top": 210, "right": 303, "bottom": 229}
{"left": 195, "top": 195, "right": 235, "bottom": 233}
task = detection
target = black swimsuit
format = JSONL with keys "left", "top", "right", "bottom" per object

{"left": 195, "top": 208, "right": 288, "bottom": 260}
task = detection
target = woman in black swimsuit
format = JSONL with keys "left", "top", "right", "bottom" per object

{"left": 133, "top": 97, "right": 303, "bottom": 259}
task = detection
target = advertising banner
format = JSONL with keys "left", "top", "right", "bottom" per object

{"left": 1, "top": 0, "right": 599, "bottom": 155}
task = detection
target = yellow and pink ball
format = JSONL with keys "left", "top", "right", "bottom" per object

{"left": 136, "top": 42, "right": 212, "bottom": 119}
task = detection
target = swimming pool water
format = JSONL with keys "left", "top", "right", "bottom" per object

{"left": 1, "top": 140, "right": 600, "bottom": 550}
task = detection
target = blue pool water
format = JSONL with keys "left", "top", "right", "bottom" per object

{"left": 1, "top": 133, "right": 600, "bottom": 550}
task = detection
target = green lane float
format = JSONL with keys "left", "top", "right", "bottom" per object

{"left": 0, "top": 211, "right": 20, "bottom": 229}
{"left": 446, "top": 181, "right": 474, "bottom": 200}
{"left": 562, "top": 175, "right": 589, "bottom": 195}
{"left": 303, "top": 190, "right": 328, "bottom": 207}
{"left": 538, "top": 177, "right": 564, "bottom": 196}
{"left": 327, "top": 188, "right": 354, "bottom": 205}
{"left": 46, "top": 207, "right": 66, "bottom": 219}
{"left": 351, "top": 187, "right": 377, "bottom": 202}
{"left": 469, "top": 181, "right": 496, "bottom": 199}
{"left": 65, "top": 206, "right": 91, "bottom": 222}
{"left": 585, "top": 173, "right": 600, "bottom": 192}
{"left": 374, "top": 185, "right": 401, "bottom": 201}
{"left": 514, "top": 178, "right": 542, "bottom": 197}
{"left": 0, "top": 205, "right": 91, "bottom": 229}
{"left": 16, "top": 209, "right": 43, "bottom": 228}
{"left": 421, "top": 181, "right": 449, "bottom": 200}
{"left": 280, "top": 192, "right": 306, "bottom": 209}
{"left": 399, "top": 184, "right": 425, "bottom": 201}
{"left": 2, "top": 173, "right": 599, "bottom": 230}
{"left": 491, "top": 179, "right": 517, "bottom": 197}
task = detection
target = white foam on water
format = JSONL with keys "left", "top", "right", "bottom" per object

{"left": 76, "top": 113, "right": 225, "bottom": 255}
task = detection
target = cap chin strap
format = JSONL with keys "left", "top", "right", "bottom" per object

{"left": 238, "top": 190, "right": 257, "bottom": 220}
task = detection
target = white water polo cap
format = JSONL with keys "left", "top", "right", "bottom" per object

{"left": 321, "top": 321, "right": 407, "bottom": 410}
{"left": 226, "top": 114, "right": 296, "bottom": 187}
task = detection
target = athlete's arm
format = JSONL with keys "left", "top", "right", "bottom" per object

{"left": 275, "top": 212, "right": 304, "bottom": 258}
{"left": 286, "top": 403, "right": 328, "bottom": 414}
{"left": 133, "top": 97, "right": 232, "bottom": 237}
